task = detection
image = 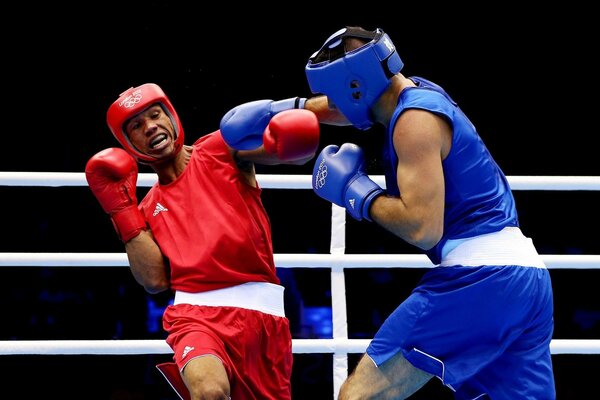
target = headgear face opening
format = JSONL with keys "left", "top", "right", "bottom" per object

{"left": 305, "top": 27, "right": 403, "bottom": 130}
{"left": 106, "top": 83, "right": 185, "bottom": 163}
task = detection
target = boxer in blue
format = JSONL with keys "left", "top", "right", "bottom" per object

{"left": 304, "top": 27, "right": 556, "bottom": 399}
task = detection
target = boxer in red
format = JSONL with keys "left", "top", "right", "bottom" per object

{"left": 85, "top": 83, "right": 319, "bottom": 400}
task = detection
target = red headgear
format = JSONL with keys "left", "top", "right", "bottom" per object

{"left": 106, "top": 83, "right": 185, "bottom": 163}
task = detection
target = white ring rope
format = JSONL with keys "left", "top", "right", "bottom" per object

{"left": 2, "top": 172, "right": 600, "bottom": 190}
{"left": 3, "top": 172, "right": 599, "bottom": 398}
{"left": 2, "top": 253, "right": 600, "bottom": 269}
{"left": 1, "top": 339, "right": 598, "bottom": 355}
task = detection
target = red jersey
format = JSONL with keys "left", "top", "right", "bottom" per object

{"left": 139, "top": 131, "right": 279, "bottom": 292}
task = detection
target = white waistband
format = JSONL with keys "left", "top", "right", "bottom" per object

{"left": 173, "top": 282, "right": 285, "bottom": 317}
{"left": 440, "top": 227, "right": 546, "bottom": 268}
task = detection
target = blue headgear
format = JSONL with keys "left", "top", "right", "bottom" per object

{"left": 305, "top": 27, "right": 403, "bottom": 130}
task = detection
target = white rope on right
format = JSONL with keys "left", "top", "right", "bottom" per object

{"left": 2, "top": 253, "right": 600, "bottom": 269}
{"left": 2, "top": 172, "right": 600, "bottom": 190}
{"left": 1, "top": 339, "right": 599, "bottom": 355}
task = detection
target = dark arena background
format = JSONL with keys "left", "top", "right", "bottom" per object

{"left": 2, "top": 2, "right": 598, "bottom": 399}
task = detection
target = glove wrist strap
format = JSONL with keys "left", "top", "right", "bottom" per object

{"left": 362, "top": 189, "right": 384, "bottom": 222}
{"left": 296, "top": 97, "right": 307, "bottom": 109}
{"left": 111, "top": 206, "right": 146, "bottom": 243}
{"left": 345, "top": 175, "right": 384, "bottom": 221}
{"left": 271, "top": 97, "right": 307, "bottom": 114}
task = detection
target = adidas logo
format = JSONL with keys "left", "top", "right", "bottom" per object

{"left": 181, "top": 345, "right": 194, "bottom": 359}
{"left": 348, "top": 198, "right": 355, "bottom": 209}
{"left": 153, "top": 202, "right": 168, "bottom": 217}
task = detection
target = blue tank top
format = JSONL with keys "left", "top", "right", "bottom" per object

{"left": 382, "top": 77, "right": 519, "bottom": 265}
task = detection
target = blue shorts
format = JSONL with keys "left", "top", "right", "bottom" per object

{"left": 366, "top": 265, "right": 555, "bottom": 400}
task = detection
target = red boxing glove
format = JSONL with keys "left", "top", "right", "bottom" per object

{"left": 263, "top": 109, "right": 320, "bottom": 161}
{"left": 85, "top": 148, "right": 146, "bottom": 243}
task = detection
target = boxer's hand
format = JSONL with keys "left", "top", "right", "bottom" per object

{"left": 219, "top": 97, "right": 307, "bottom": 150}
{"left": 85, "top": 148, "right": 146, "bottom": 242}
{"left": 263, "top": 109, "right": 319, "bottom": 161}
{"left": 312, "top": 143, "right": 384, "bottom": 221}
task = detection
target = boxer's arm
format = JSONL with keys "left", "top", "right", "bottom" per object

{"left": 85, "top": 148, "right": 169, "bottom": 293}
{"left": 304, "top": 95, "right": 351, "bottom": 126}
{"left": 125, "top": 230, "right": 170, "bottom": 294}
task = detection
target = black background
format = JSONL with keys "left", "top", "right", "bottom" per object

{"left": 1, "top": 2, "right": 599, "bottom": 399}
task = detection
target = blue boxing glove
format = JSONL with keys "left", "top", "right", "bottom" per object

{"left": 313, "top": 143, "right": 384, "bottom": 221}
{"left": 220, "top": 97, "right": 307, "bottom": 150}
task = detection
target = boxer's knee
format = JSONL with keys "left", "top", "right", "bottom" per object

{"left": 183, "top": 356, "right": 231, "bottom": 400}
{"left": 188, "top": 383, "right": 230, "bottom": 400}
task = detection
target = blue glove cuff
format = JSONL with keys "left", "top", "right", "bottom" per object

{"left": 270, "top": 97, "right": 307, "bottom": 113}
{"left": 361, "top": 187, "right": 384, "bottom": 222}
{"left": 344, "top": 174, "right": 384, "bottom": 221}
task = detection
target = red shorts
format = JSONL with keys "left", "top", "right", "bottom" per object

{"left": 162, "top": 303, "right": 293, "bottom": 400}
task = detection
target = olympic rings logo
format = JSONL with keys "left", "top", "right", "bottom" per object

{"left": 314, "top": 158, "right": 328, "bottom": 189}
{"left": 119, "top": 89, "right": 143, "bottom": 108}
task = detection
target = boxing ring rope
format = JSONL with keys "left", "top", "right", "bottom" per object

{"left": 2, "top": 172, "right": 600, "bottom": 190}
{"left": 2, "top": 172, "right": 600, "bottom": 399}
{"left": 3, "top": 253, "right": 600, "bottom": 269}
{"left": 2, "top": 339, "right": 599, "bottom": 355}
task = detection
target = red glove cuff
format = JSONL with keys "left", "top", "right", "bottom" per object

{"left": 111, "top": 205, "right": 146, "bottom": 243}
